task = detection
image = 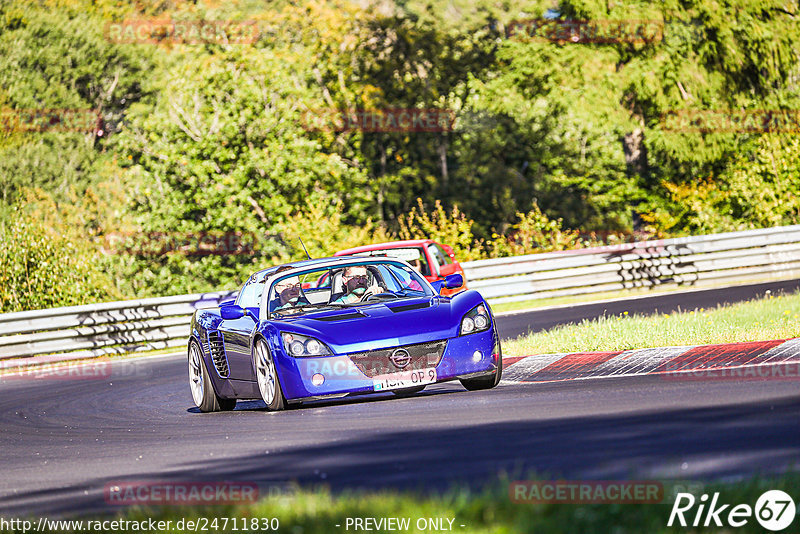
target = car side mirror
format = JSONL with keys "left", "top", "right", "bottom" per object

{"left": 219, "top": 298, "right": 236, "bottom": 307}
{"left": 220, "top": 305, "right": 248, "bottom": 320}
{"left": 443, "top": 273, "right": 463, "bottom": 289}
{"left": 431, "top": 274, "right": 463, "bottom": 294}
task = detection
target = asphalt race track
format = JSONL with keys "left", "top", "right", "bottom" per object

{"left": 0, "top": 280, "right": 798, "bottom": 517}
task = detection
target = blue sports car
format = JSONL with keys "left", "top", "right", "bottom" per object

{"left": 187, "top": 256, "right": 502, "bottom": 412}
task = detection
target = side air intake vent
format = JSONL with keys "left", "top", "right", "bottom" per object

{"left": 388, "top": 302, "right": 431, "bottom": 313}
{"left": 206, "top": 331, "right": 229, "bottom": 377}
{"left": 311, "top": 313, "right": 363, "bottom": 321}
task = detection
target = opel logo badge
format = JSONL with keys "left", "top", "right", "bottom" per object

{"left": 389, "top": 348, "right": 411, "bottom": 369}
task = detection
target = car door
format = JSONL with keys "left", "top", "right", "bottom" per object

{"left": 219, "top": 275, "right": 264, "bottom": 380}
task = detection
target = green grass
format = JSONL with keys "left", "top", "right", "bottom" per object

{"left": 12, "top": 474, "right": 798, "bottom": 533}
{"left": 501, "top": 290, "right": 800, "bottom": 357}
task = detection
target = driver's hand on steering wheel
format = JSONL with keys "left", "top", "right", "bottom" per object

{"left": 358, "top": 283, "right": 386, "bottom": 302}
{"left": 368, "top": 284, "right": 384, "bottom": 295}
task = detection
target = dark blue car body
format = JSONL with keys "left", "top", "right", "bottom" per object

{"left": 188, "top": 256, "right": 501, "bottom": 411}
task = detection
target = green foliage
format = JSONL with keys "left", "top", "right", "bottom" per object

{"left": 0, "top": 4, "right": 151, "bottom": 205}
{"left": 464, "top": 34, "right": 639, "bottom": 232}
{"left": 645, "top": 134, "right": 800, "bottom": 233}
{"left": 397, "top": 199, "right": 482, "bottom": 260}
{"left": 112, "top": 42, "right": 373, "bottom": 295}
{"left": 1, "top": 0, "right": 799, "bottom": 307}
{"left": 722, "top": 134, "right": 800, "bottom": 228}
{"left": 487, "top": 203, "right": 582, "bottom": 257}
{"left": 0, "top": 204, "right": 119, "bottom": 313}
{"left": 606, "top": 0, "right": 800, "bottom": 225}
{"left": 276, "top": 199, "right": 393, "bottom": 260}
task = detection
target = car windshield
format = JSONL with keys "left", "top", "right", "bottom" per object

{"left": 350, "top": 247, "right": 430, "bottom": 276}
{"left": 268, "top": 260, "right": 432, "bottom": 317}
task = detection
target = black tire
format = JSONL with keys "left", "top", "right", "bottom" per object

{"left": 459, "top": 347, "right": 503, "bottom": 391}
{"left": 253, "top": 338, "right": 287, "bottom": 411}
{"left": 392, "top": 385, "right": 426, "bottom": 397}
{"left": 188, "top": 340, "right": 236, "bottom": 412}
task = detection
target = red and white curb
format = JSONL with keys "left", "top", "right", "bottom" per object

{"left": 501, "top": 338, "right": 800, "bottom": 383}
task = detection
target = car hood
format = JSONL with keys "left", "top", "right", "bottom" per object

{"left": 264, "top": 295, "right": 481, "bottom": 352}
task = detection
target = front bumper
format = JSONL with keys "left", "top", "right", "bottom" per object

{"left": 276, "top": 328, "right": 498, "bottom": 400}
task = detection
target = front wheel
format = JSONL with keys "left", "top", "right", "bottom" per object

{"left": 460, "top": 349, "right": 502, "bottom": 391}
{"left": 188, "top": 340, "right": 236, "bottom": 412}
{"left": 254, "top": 339, "right": 286, "bottom": 411}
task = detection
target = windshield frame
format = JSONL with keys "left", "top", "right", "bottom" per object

{"left": 349, "top": 247, "right": 431, "bottom": 276}
{"left": 262, "top": 259, "right": 433, "bottom": 319}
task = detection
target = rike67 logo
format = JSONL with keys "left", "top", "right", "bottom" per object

{"left": 668, "top": 490, "right": 796, "bottom": 531}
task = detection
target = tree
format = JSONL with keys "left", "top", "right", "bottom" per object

{"left": 114, "top": 44, "right": 371, "bottom": 295}
{"left": 0, "top": 194, "right": 120, "bottom": 313}
{"left": 0, "top": 4, "right": 151, "bottom": 205}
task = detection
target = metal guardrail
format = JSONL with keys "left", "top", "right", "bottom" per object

{"left": 2, "top": 225, "right": 800, "bottom": 362}
{"left": 461, "top": 225, "right": 800, "bottom": 304}
{"left": 0, "top": 291, "right": 236, "bottom": 362}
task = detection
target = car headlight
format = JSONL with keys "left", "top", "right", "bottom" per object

{"left": 460, "top": 304, "right": 491, "bottom": 335}
{"left": 281, "top": 332, "right": 332, "bottom": 357}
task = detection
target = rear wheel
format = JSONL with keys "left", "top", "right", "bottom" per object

{"left": 460, "top": 348, "right": 503, "bottom": 391}
{"left": 188, "top": 340, "right": 236, "bottom": 412}
{"left": 254, "top": 339, "right": 286, "bottom": 411}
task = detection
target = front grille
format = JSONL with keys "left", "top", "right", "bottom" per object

{"left": 206, "top": 330, "right": 229, "bottom": 377}
{"left": 348, "top": 340, "right": 446, "bottom": 378}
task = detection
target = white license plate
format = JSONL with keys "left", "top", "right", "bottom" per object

{"left": 373, "top": 367, "right": 437, "bottom": 391}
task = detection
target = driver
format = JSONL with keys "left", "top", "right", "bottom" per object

{"left": 332, "top": 265, "right": 384, "bottom": 304}
{"left": 272, "top": 265, "right": 309, "bottom": 311}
